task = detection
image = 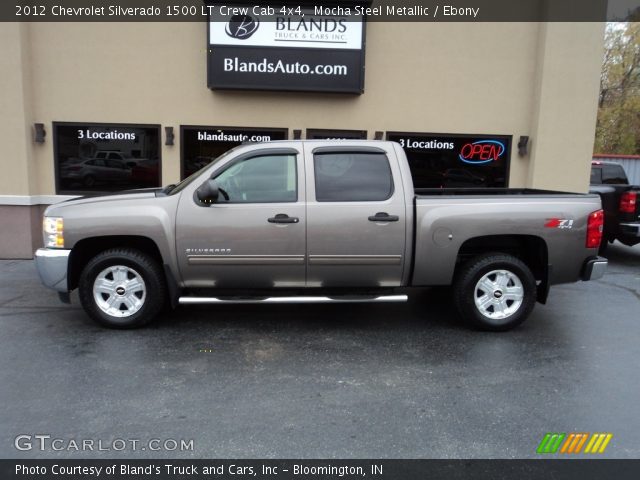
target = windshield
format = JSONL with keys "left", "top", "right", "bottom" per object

{"left": 167, "top": 146, "right": 242, "bottom": 195}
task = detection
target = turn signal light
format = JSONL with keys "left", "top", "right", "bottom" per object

{"left": 586, "top": 210, "right": 604, "bottom": 249}
{"left": 619, "top": 191, "right": 637, "bottom": 213}
{"left": 43, "top": 216, "right": 64, "bottom": 249}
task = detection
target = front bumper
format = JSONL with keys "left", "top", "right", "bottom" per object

{"left": 34, "top": 248, "right": 71, "bottom": 292}
{"left": 581, "top": 256, "right": 608, "bottom": 281}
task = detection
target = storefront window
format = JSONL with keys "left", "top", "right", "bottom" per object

{"left": 54, "top": 123, "right": 161, "bottom": 194}
{"left": 306, "top": 129, "right": 367, "bottom": 140}
{"left": 386, "top": 132, "right": 511, "bottom": 189}
{"left": 181, "top": 126, "right": 288, "bottom": 179}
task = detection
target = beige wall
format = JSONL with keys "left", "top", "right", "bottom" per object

{"left": 0, "top": 21, "right": 605, "bottom": 257}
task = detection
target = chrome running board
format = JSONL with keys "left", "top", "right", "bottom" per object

{"left": 178, "top": 295, "right": 408, "bottom": 305}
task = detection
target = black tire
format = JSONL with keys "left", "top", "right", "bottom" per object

{"left": 453, "top": 253, "right": 536, "bottom": 332}
{"left": 78, "top": 248, "right": 166, "bottom": 329}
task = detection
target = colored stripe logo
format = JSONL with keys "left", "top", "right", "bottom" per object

{"left": 537, "top": 433, "right": 612, "bottom": 454}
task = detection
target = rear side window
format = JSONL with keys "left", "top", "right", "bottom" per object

{"left": 602, "top": 165, "right": 628, "bottom": 184}
{"left": 314, "top": 152, "right": 394, "bottom": 202}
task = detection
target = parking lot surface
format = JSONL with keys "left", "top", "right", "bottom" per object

{"left": 1, "top": 243, "right": 639, "bottom": 459}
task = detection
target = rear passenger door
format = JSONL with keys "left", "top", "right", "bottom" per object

{"left": 304, "top": 145, "right": 407, "bottom": 287}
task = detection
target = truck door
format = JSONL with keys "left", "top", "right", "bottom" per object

{"left": 304, "top": 144, "right": 407, "bottom": 287}
{"left": 175, "top": 147, "right": 306, "bottom": 289}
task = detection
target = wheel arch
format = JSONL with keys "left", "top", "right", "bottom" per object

{"left": 68, "top": 235, "right": 164, "bottom": 291}
{"left": 455, "top": 234, "right": 550, "bottom": 303}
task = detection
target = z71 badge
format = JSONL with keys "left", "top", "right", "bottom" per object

{"left": 544, "top": 218, "right": 574, "bottom": 229}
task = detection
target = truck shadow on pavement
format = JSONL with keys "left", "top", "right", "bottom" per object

{"left": 152, "top": 287, "right": 468, "bottom": 334}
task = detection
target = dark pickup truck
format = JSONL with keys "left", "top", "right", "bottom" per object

{"left": 589, "top": 161, "right": 640, "bottom": 251}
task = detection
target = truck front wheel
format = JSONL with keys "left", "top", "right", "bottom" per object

{"left": 78, "top": 248, "right": 166, "bottom": 329}
{"left": 453, "top": 253, "right": 536, "bottom": 331}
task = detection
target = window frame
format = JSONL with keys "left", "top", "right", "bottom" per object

{"left": 52, "top": 121, "right": 162, "bottom": 195}
{"left": 180, "top": 125, "right": 288, "bottom": 180}
{"left": 195, "top": 149, "right": 300, "bottom": 206}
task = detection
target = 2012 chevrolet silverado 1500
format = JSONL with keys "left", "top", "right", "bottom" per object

{"left": 35, "top": 141, "right": 607, "bottom": 331}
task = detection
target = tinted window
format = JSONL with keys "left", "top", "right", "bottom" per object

{"left": 387, "top": 132, "right": 511, "bottom": 189}
{"left": 602, "top": 165, "right": 628, "bottom": 184}
{"left": 314, "top": 152, "right": 393, "bottom": 202}
{"left": 181, "top": 126, "right": 287, "bottom": 179}
{"left": 213, "top": 154, "right": 297, "bottom": 203}
{"left": 55, "top": 123, "right": 160, "bottom": 193}
{"left": 590, "top": 167, "right": 602, "bottom": 184}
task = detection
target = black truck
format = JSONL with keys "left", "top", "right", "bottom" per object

{"left": 589, "top": 160, "right": 640, "bottom": 252}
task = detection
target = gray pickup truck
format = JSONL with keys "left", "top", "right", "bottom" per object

{"left": 35, "top": 141, "right": 607, "bottom": 331}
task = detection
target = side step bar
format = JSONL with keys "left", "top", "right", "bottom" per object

{"left": 178, "top": 295, "right": 408, "bottom": 305}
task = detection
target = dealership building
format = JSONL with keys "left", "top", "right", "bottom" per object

{"left": 0, "top": 9, "right": 604, "bottom": 258}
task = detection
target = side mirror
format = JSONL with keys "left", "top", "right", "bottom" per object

{"left": 196, "top": 179, "right": 220, "bottom": 203}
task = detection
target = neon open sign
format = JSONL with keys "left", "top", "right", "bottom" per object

{"left": 459, "top": 140, "right": 506, "bottom": 164}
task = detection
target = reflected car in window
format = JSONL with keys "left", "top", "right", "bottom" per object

{"left": 443, "top": 168, "right": 486, "bottom": 187}
{"left": 131, "top": 159, "right": 160, "bottom": 187}
{"left": 60, "top": 157, "right": 131, "bottom": 188}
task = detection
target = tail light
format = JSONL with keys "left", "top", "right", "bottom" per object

{"left": 586, "top": 209, "right": 604, "bottom": 249}
{"left": 619, "top": 191, "right": 637, "bottom": 213}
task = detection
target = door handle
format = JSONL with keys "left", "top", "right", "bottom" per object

{"left": 368, "top": 212, "right": 399, "bottom": 222}
{"left": 268, "top": 213, "right": 300, "bottom": 224}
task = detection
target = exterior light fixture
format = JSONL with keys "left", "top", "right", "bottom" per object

{"left": 374, "top": 131, "right": 384, "bottom": 140}
{"left": 518, "top": 136, "right": 529, "bottom": 157}
{"left": 293, "top": 129, "right": 302, "bottom": 139}
{"left": 34, "top": 123, "right": 46, "bottom": 143}
{"left": 165, "top": 126, "right": 175, "bottom": 146}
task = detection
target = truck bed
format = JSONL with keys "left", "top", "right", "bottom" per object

{"left": 411, "top": 188, "right": 603, "bottom": 288}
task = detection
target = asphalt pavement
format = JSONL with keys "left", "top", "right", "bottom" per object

{"left": 1, "top": 243, "right": 639, "bottom": 459}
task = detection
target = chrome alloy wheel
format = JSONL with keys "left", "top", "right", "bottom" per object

{"left": 93, "top": 265, "right": 146, "bottom": 318}
{"left": 473, "top": 269, "right": 524, "bottom": 320}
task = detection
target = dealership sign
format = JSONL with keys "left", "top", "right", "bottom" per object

{"left": 207, "top": 3, "right": 366, "bottom": 93}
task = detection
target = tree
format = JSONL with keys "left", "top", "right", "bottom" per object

{"left": 595, "top": 22, "right": 640, "bottom": 154}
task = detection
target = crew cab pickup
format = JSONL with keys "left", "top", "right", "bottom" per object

{"left": 35, "top": 141, "right": 607, "bottom": 331}
{"left": 589, "top": 160, "right": 640, "bottom": 251}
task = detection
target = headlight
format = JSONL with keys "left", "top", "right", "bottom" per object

{"left": 43, "top": 217, "right": 64, "bottom": 248}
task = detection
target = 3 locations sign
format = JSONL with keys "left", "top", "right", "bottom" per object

{"left": 53, "top": 122, "right": 161, "bottom": 194}
{"left": 207, "top": 3, "right": 366, "bottom": 93}
{"left": 387, "top": 132, "right": 512, "bottom": 189}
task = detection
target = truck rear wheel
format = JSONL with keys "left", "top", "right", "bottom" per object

{"left": 453, "top": 253, "right": 536, "bottom": 331}
{"left": 78, "top": 248, "right": 166, "bottom": 329}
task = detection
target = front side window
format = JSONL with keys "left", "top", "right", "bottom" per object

{"left": 314, "top": 152, "right": 394, "bottom": 202}
{"left": 213, "top": 154, "right": 297, "bottom": 203}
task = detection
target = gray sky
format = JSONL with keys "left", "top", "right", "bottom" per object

{"left": 608, "top": 0, "right": 640, "bottom": 19}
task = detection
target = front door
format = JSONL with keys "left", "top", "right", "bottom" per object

{"left": 176, "top": 148, "right": 306, "bottom": 289}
